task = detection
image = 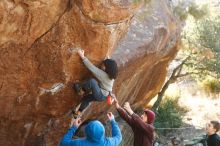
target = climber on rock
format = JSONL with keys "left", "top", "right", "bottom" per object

{"left": 72, "top": 48, "right": 118, "bottom": 118}
{"left": 114, "top": 99, "right": 155, "bottom": 146}
{"left": 60, "top": 112, "right": 122, "bottom": 146}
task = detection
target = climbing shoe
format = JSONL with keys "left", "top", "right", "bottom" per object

{"left": 73, "top": 82, "right": 84, "bottom": 96}
{"left": 71, "top": 110, "right": 81, "bottom": 119}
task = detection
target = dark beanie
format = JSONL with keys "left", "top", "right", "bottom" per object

{"left": 144, "top": 109, "right": 155, "bottom": 124}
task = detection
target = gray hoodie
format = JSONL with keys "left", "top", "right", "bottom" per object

{"left": 83, "top": 57, "right": 114, "bottom": 96}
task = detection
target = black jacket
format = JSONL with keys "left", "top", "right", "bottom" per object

{"left": 207, "top": 134, "right": 220, "bottom": 146}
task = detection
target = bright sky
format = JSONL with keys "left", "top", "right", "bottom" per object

{"left": 172, "top": 0, "right": 220, "bottom": 6}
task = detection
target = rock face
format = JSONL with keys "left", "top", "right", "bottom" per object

{"left": 0, "top": 0, "right": 180, "bottom": 146}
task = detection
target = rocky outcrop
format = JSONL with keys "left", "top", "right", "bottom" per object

{"left": 0, "top": 0, "right": 180, "bottom": 146}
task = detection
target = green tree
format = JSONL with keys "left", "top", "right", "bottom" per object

{"left": 181, "top": 6, "right": 220, "bottom": 79}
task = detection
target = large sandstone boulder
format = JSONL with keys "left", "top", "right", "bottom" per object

{"left": 0, "top": 0, "right": 180, "bottom": 145}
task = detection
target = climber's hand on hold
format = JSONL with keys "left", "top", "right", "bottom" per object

{"left": 69, "top": 47, "right": 80, "bottom": 54}
{"left": 77, "top": 49, "right": 85, "bottom": 59}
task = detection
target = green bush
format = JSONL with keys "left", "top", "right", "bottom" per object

{"left": 201, "top": 77, "right": 220, "bottom": 95}
{"left": 154, "top": 96, "right": 188, "bottom": 135}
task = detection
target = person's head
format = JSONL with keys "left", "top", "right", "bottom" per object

{"left": 102, "top": 59, "right": 118, "bottom": 79}
{"left": 85, "top": 120, "right": 105, "bottom": 142}
{"left": 206, "top": 121, "right": 220, "bottom": 135}
{"left": 141, "top": 109, "right": 155, "bottom": 124}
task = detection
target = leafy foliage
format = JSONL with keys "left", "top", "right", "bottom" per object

{"left": 201, "top": 76, "right": 220, "bottom": 95}
{"left": 194, "top": 14, "right": 220, "bottom": 78}
{"left": 154, "top": 96, "right": 188, "bottom": 135}
{"left": 177, "top": 4, "right": 220, "bottom": 81}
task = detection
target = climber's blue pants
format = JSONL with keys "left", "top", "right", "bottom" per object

{"left": 79, "top": 78, "right": 106, "bottom": 112}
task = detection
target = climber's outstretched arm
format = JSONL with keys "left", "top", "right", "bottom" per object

{"left": 77, "top": 49, "right": 108, "bottom": 82}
